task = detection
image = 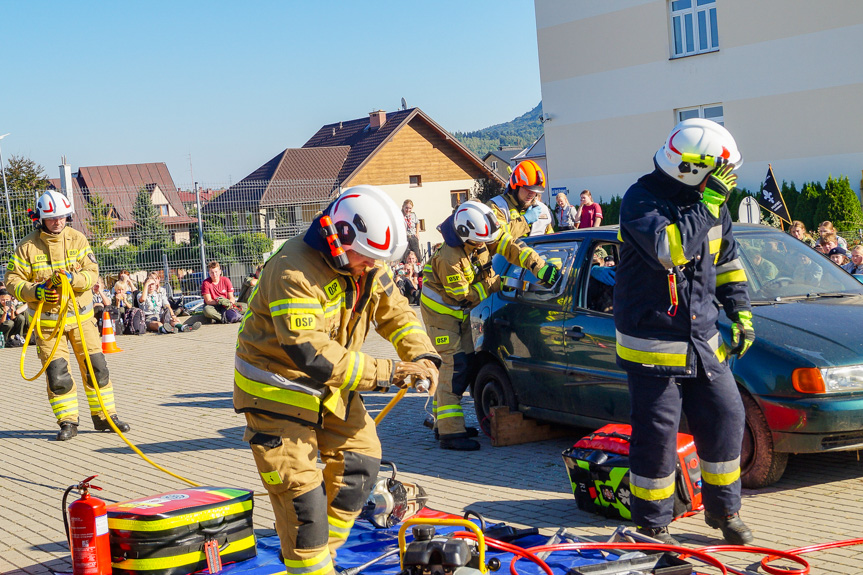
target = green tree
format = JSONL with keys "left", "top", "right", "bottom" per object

{"left": 781, "top": 181, "right": 800, "bottom": 222}
{"left": 85, "top": 193, "right": 115, "bottom": 247}
{"left": 814, "top": 175, "right": 863, "bottom": 231}
{"left": 796, "top": 182, "right": 823, "bottom": 231}
{"left": 602, "top": 195, "right": 622, "bottom": 225}
{"left": 130, "top": 187, "right": 170, "bottom": 247}
{"left": 0, "top": 155, "right": 51, "bottom": 257}
{"left": 472, "top": 177, "right": 504, "bottom": 204}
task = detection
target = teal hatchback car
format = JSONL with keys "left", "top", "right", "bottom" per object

{"left": 469, "top": 224, "right": 863, "bottom": 488}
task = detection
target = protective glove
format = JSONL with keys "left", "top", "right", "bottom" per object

{"left": 392, "top": 360, "right": 438, "bottom": 394}
{"left": 523, "top": 205, "right": 542, "bottom": 224}
{"left": 415, "top": 358, "right": 439, "bottom": 397}
{"left": 730, "top": 310, "right": 755, "bottom": 358}
{"left": 36, "top": 281, "right": 59, "bottom": 304}
{"left": 702, "top": 164, "right": 737, "bottom": 218}
{"left": 217, "top": 296, "right": 232, "bottom": 307}
{"left": 536, "top": 263, "right": 561, "bottom": 287}
{"left": 590, "top": 265, "right": 616, "bottom": 286}
{"left": 51, "top": 270, "right": 74, "bottom": 287}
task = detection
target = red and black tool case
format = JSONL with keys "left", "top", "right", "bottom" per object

{"left": 107, "top": 487, "right": 256, "bottom": 575}
{"left": 562, "top": 423, "right": 703, "bottom": 521}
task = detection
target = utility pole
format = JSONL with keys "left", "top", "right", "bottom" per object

{"left": 195, "top": 182, "right": 206, "bottom": 279}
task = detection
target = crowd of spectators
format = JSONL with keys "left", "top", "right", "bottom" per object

{"left": 788, "top": 220, "right": 862, "bottom": 276}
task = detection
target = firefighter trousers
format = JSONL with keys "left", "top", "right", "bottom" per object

{"left": 244, "top": 395, "right": 381, "bottom": 575}
{"left": 420, "top": 309, "right": 473, "bottom": 437}
{"left": 37, "top": 318, "right": 118, "bottom": 426}
{"left": 627, "top": 360, "right": 745, "bottom": 528}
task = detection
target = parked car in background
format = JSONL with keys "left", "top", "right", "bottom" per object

{"left": 470, "top": 224, "right": 863, "bottom": 488}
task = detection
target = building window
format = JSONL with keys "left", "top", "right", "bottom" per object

{"left": 670, "top": 0, "right": 718, "bottom": 58}
{"left": 450, "top": 190, "right": 468, "bottom": 208}
{"left": 158, "top": 204, "right": 169, "bottom": 216}
{"left": 410, "top": 175, "right": 422, "bottom": 187}
{"left": 491, "top": 160, "right": 499, "bottom": 170}
{"left": 677, "top": 104, "right": 724, "bottom": 125}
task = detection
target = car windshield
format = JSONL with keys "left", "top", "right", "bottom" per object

{"left": 736, "top": 228, "right": 863, "bottom": 302}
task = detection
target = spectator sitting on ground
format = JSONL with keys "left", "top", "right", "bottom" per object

{"left": 828, "top": 247, "right": 849, "bottom": 267}
{"left": 843, "top": 245, "right": 863, "bottom": 275}
{"left": 395, "top": 251, "right": 421, "bottom": 305}
{"left": 0, "top": 288, "right": 28, "bottom": 346}
{"left": 789, "top": 221, "right": 816, "bottom": 247}
{"left": 819, "top": 221, "right": 848, "bottom": 250}
{"left": 139, "top": 273, "right": 200, "bottom": 333}
{"left": 201, "top": 261, "right": 241, "bottom": 324}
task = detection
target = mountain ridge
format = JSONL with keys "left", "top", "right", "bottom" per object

{"left": 453, "top": 102, "right": 543, "bottom": 158}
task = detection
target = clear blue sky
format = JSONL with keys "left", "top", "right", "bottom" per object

{"left": 1, "top": 1, "right": 541, "bottom": 188}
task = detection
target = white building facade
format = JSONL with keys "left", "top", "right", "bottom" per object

{"left": 535, "top": 0, "right": 863, "bottom": 202}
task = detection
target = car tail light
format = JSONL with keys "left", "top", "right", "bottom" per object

{"left": 792, "top": 368, "right": 826, "bottom": 393}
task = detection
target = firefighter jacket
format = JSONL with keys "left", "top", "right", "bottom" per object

{"left": 613, "top": 168, "right": 751, "bottom": 378}
{"left": 421, "top": 215, "right": 546, "bottom": 322}
{"left": 487, "top": 190, "right": 554, "bottom": 238}
{"left": 233, "top": 216, "right": 440, "bottom": 427}
{"left": 5, "top": 226, "right": 97, "bottom": 328}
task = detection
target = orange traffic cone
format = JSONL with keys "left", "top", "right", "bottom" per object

{"left": 101, "top": 310, "right": 123, "bottom": 354}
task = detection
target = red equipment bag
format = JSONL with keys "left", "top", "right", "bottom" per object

{"left": 562, "top": 423, "right": 703, "bottom": 521}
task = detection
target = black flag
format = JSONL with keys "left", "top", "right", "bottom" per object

{"left": 758, "top": 165, "right": 791, "bottom": 224}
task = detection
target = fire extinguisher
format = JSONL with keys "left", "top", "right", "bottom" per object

{"left": 63, "top": 475, "right": 112, "bottom": 575}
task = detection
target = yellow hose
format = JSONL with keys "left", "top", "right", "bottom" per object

{"left": 20, "top": 275, "right": 203, "bottom": 487}
{"left": 21, "top": 275, "right": 412, "bottom": 495}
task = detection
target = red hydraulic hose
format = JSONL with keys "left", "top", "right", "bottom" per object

{"left": 520, "top": 542, "right": 730, "bottom": 575}
{"left": 451, "top": 531, "right": 554, "bottom": 575}
{"left": 690, "top": 545, "right": 810, "bottom": 575}
{"left": 761, "top": 537, "right": 863, "bottom": 575}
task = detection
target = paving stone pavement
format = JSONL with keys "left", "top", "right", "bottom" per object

{"left": 2, "top": 321, "right": 863, "bottom": 574}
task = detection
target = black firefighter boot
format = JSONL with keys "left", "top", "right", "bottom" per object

{"left": 636, "top": 525, "right": 680, "bottom": 546}
{"left": 56, "top": 421, "right": 79, "bottom": 441}
{"left": 93, "top": 414, "right": 132, "bottom": 433}
{"left": 705, "top": 511, "right": 754, "bottom": 545}
{"left": 439, "top": 432, "right": 480, "bottom": 451}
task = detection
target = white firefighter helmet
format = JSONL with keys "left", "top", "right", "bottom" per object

{"left": 453, "top": 201, "right": 501, "bottom": 244}
{"left": 36, "top": 190, "right": 74, "bottom": 221}
{"left": 330, "top": 185, "right": 408, "bottom": 262}
{"left": 654, "top": 118, "right": 742, "bottom": 186}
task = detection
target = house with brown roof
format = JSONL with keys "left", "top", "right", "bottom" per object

{"left": 49, "top": 162, "right": 195, "bottom": 246}
{"left": 205, "top": 107, "right": 504, "bottom": 253}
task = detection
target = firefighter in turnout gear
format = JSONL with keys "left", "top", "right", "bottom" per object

{"left": 487, "top": 159, "right": 554, "bottom": 238}
{"left": 5, "top": 190, "right": 131, "bottom": 441}
{"left": 233, "top": 185, "right": 441, "bottom": 575}
{"left": 614, "top": 119, "right": 754, "bottom": 546}
{"left": 420, "top": 201, "right": 559, "bottom": 451}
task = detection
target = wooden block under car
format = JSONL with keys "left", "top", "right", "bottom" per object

{"left": 489, "top": 406, "right": 570, "bottom": 446}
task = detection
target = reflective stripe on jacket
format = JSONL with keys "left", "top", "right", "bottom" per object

{"left": 613, "top": 169, "right": 751, "bottom": 377}
{"left": 5, "top": 226, "right": 97, "bottom": 318}
{"left": 233, "top": 234, "right": 439, "bottom": 425}
{"left": 420, "top": 230, "right": 546, "bottom": 324}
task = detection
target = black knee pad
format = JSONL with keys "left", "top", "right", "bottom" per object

{"left": 293, "top": 483, "right": 329, "bottom": 549}
{"left": 331, "top": 452, "right": 381, "bottom": 513}
{"left": 46, "top": 358, "right": 74, "bottom": 395}
{"left": 451, "top": 352, "right": 470, "bottom": 396}
{"left": 87, "top": 353, "right": 110, "bottom": 387}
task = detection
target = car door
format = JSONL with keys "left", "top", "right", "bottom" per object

{"left": 564, "top": 240, "right": 630, "bottom": 425}
{"left": 502, "top": 242, "right": 581, "bottom": 416}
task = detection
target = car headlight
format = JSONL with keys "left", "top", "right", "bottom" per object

{"left": 793, "top": 366, "right": 863, "bottom": 393}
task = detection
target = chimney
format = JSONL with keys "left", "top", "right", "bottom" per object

{"left": 369, "top": 109, "right": 386, "bottom": 129}
{"left": 59, "top": 155, "right": 74, "bottom": 213}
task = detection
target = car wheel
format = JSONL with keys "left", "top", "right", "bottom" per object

{"left": 473, "top": 363, "right": 518, "bottom": 436}
{"left": 740, "top": 391, "right": 788, "bottom": 488}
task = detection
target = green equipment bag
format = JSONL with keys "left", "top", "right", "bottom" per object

{"left": 107, "top": 487, "right": 256, "bottom": 575}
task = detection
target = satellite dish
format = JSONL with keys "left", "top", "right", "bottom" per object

{"left": 738, "top": 196, "right": 761, "bottom": 224}
{"left": 401, "top": 97, "right": 407, "bottom": 110}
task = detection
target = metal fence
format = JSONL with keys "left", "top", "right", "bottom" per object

{"left": 0, "top": 178, "right": 340, "bottom": 298}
